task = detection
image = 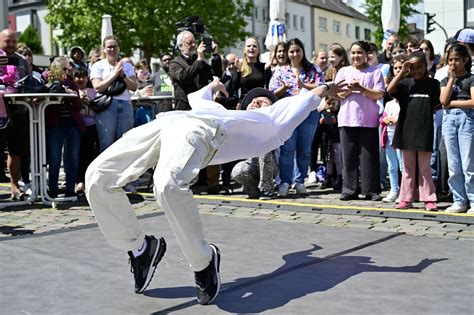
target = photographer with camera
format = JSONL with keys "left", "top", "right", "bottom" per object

{"left": 169, "top": 30, "right": 223, "bottom": 194}
{"left": 169, "top": 31, "right": 222, "bottom": 111}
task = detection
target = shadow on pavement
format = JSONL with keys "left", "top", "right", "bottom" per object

{"left": 147, "top": 236, "right": 447, "bottom": 314}
{"left": 0, "top": 225, "right": 35, "bottom": 236}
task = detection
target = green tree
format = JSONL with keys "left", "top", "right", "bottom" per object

{"left": 46, "top": 0, "right": 253, "bottom": 63}
{"left": 18, "top": 24, "right": 44, "bottom": 54}
{"left": 363, "top": 0, "right": 419, "bottom": 48}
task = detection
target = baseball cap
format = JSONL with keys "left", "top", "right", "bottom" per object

{"left": 457, "top": 28, "right": 474, "bottom": 44}
{"left": 240, "top": 87, "right": 278, "bottom": 110}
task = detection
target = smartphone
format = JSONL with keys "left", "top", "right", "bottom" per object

{"left": 0, "top": 56, "right": 19, "bottom": 66}
{"left": 202, "top": 37, "right": 212, "bottom": 53}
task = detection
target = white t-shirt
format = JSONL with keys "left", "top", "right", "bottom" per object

{"left": 155, "top": 85, "right": 322, "bottom": 165}
{"left": 383, "top": 99, "right": 400, "bottom": 143}
{"left": 434, "top": 65, "right": 448, "bottom": 82}
{"left": 90, "top": 59, "right": 135, "bottom": 101}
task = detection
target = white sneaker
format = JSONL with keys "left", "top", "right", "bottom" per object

{"left": 382, "top": 191, "right": 399, "bottom": 203}
{"left": 24, "top": 183, "right": 33, "bottom": 196}
{"left": 307, "top": 171, "right": 317, "bottom": 184}
{"left": 278, "top": 183, "right": 290, "bottom": 197}
{"left": 295, "top": 183, "right": 308, "bottom": 195}
{"left": 445, "top": 203, "right": 468, "bottom": 213}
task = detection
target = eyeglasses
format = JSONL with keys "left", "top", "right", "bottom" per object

{"left": 162, "top": 58, "right": 171, "bottom": 62}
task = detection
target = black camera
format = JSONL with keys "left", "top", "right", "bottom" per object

{"left": 176, "top": 16, "right": 205, "bottom": 35}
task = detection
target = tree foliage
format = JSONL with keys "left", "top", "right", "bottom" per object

{"left": 46, "top": 0, "right": 253, "bottom": 63}
{"left": 18, "top": 24, "right": 44, "bottom": 54}
{"left": 363, "top": 0, "right": 419, "bottom": 48}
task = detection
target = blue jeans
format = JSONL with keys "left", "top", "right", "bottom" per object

{"left": 95, "top": 98, "right": 134, "bottom": 152}
{"left": 385, "top": 142, "right": 403, "bottom": 193}
{"left": 431, "top": 109, "right": 442, "bottom": 180}
{"left": 47, "top": 126, "right": 81, "bottom": 193}
{"left": 279, "top": 110, "right": 319, "bottom": 184}
{"left": 379, "top": 126, "right": 388, "bottom": 188}
{"left": 442, "top": 108, "right": 474, "bottom": 205}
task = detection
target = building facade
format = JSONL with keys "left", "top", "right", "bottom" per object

{"left": 310, "top": 0, "right": 377, "bottom": 53}
{"left": 424, "top": 0, "right": 474, "bottom": 55}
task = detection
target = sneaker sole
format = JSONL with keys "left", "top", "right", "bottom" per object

{"left": 205, "top": 244, "right": 221, "bottom": 305}
{"left": 136, "top": 237, "right": 167, "bottom": 294}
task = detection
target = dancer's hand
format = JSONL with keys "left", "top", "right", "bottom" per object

{"left": 310, "top": 81, "right": 348, "bottom": 99}
{"left": 326, "top": 81, "right": 349, "bottom": 98}
{"left": 210, "top": 77, "right": 228, "bottom": 99}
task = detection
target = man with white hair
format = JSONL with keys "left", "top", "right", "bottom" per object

{"left": 169, "top": 31, "right": 222, "bottom": 111}
{"left": 169, "top": 31, "right": 223, "bottom": 194}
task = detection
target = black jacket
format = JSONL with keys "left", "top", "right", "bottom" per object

{"left": 218, "top": 69, "right": 239, "bottom": 109}
{"left": 169, "top": 53, "right": 222, "bottom": 111}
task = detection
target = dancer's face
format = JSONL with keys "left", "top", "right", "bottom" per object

{"left": 246, "top": 96, "right": 273, "bottom": 110}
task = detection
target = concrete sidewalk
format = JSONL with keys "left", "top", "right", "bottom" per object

{"left": 1, "top": 212, "right": 473, "bottom": 314}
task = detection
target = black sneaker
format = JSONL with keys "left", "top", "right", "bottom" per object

{"left": 339, "top": 193, "right": 359, "bottom": 201}
{"left": 195, "top": 244, "right": 221, "bottom": 305}
{"left": 259, "top": 191, "right": 275, "bottom": 200}
{"left": 332, "top": 176, "right": 342, "bottom": 191}
{"left": 128, "top": 235, "right": 166, "bottom": 294}
{"left": 364, "top": 194, "right": 382, "bottom": 201}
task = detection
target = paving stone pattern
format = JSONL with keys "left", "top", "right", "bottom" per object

{"left": 1, "top": 184, "right": 473, "bottom": 240}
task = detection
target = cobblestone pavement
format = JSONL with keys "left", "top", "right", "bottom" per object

{"left": 1, "top": 182, "right": 473, "bottom": 240}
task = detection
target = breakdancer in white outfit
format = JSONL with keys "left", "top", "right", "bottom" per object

{"left": 85, "top": 77, "right": 346, "bottom": 305}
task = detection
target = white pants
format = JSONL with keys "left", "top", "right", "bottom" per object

{"left": 85, "top": 116, "right": 226, "bottom": 271}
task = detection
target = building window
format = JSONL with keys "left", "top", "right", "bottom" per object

{"left": 346, "top": 24, "right": 351, "bottom": 37}
{"left": 285, "top": 13, "right": 290, "bottom": 28}
{"left": 319, "top": 43, "right": 328, "bottom": 51}
{"left": 254, "top": 7, "right": 259, "bottom": 20}
{"left": 319, "top": 17, "right": 327, "bottom": 32}
{"left": 293, "top": 14, "right": 298, "bottom": 29}
{"left": 333, "top": 21, "right": 341, "bottom": 34}
{"left": 262, "top": 8, "right": 267, "bottom": 22}
{"left": 364, "top": 28, "right": 371, "bottom": 41}
{"left": 355, "top": 26, "right": 360, "bottom": 39}
{"left": 300, "top": 16, "right": 305, "bottom": 31}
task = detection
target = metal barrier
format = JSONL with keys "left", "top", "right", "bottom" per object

{"left": 131, "top": 95, "right": 175, "bottom": 118}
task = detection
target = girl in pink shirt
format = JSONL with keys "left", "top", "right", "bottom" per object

{"left": 334, "top": 41, "right": 385, "bottom": 201}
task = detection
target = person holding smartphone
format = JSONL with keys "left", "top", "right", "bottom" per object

{"left": 169, "top": 30, "right": 223, "bottom": 194}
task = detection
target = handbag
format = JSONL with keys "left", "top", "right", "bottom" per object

{"left": 47, "top": 81, "right": 66, "bottom": 93}
{"left": 107, "top": 76, "right": 127, "bottom": 96}
{"left": 89, "top": 76, "right": 127, "bottom": 112}
{"left": 89, "top": 93, "right": 113, "bottom": 113}
{"left": 14, "top": 74, "right": 47, "bottom": 93}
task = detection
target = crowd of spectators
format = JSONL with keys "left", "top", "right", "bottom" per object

{"left": 0, "top": 27, "right": 473, "bottom": 214}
